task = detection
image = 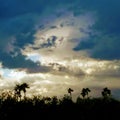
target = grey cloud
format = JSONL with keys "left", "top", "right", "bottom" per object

{"left": 0, "top": 0, "right": 44, "bottom": 18}
{"left": 91, "top": 36, "right": 120, "bottom": 60}
{"left": 0, "top": 0, "right": 73, "bottom": 69}
{"left": 72, "top": 0, "right": 120, "bottom": 60}
{"left": 0, "top": 52, "right": 51, "bottom": 74}
{"left": 73, "top": 36, "right": 96, "bottom": 51}
{"left": 0, "top": 13, "right": 40, "bottom": 69}
{"left": 0, "top": 13, "right": 38, "bottom": 47}
{"left": 1, "top": 0, "right": 120, "bottom": 69}
{"left": 40, "top": 36, "right": 57, "bottom": 49}
{"left": 0, "top": 3, "right": 42, "bottom": 69}
{"left": 74, "top": 35, "right": 120, "bottom": 60}
{"left": 0, "top": 52, "right": 38, "bottom": 69}
{"left": 48, "top": 62, "right": 85, "bottom": 77}
{"left": 31, "top": 36, "right": 58, "bottom": 50}
{"left": 26, "top": 65, "right": 52, "bottom": 74}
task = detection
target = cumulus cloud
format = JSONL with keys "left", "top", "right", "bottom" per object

{"left": 22, "top": 10, "right": 95, "bottom": 75}
{"left": 1, "top": 0, "right": 120, "bottom": 70}
{"left": 0, "top": 0, "right": 86, "bottom": 69}
{"left": 23, "top": 11, "right": 94, "bottom": 60}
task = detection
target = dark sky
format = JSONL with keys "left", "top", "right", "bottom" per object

{"left": 0, "top": 0, "right": 120, "bottom": 69}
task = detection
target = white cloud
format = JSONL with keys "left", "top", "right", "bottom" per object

{"left": 22, "top": 11, "right": 95, "bottom": 61}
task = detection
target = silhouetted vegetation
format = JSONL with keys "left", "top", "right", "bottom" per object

{"left": 67, "top": 88, "right": 74, "bottom": 97}
{"left": 14, "top": 83, "right": 29, "bottom": 101}
{"left": 0, "top": 85, "right": 120, "bottom": 120}
{"left": 81, "top": 88, "right": 91, "bottom": 99}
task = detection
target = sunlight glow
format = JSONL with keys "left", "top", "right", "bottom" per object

{"left": 0, "top": 68, "right": 26, "bottom": 79}
{"left": 26, "top": 53, "right": 41, "bottom": 62}
{"left": 65, "top": 75, "right": 69, "bottom": 79}
{"left": 85, "top": 68, "right": 94, "bottom": 75}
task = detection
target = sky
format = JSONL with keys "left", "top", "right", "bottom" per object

{"left": 0, "top": 0, "right": 120, "bottom": 100}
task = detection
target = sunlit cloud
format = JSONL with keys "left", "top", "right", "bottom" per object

{"left": 22, "top": 11, "right": 95, "bottom": 75}
{"left": 0, "top": 0, "right": 120, "bottom": 100}
{"left": 23, "top": 11, "right": 95, "bottom": 56}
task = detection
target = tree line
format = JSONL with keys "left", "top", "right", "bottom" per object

{"left": 12, "top": 82, "right": 112, "bottom": 101}
{"left": 0, "top": 82, "right": 119, "bottom": 120}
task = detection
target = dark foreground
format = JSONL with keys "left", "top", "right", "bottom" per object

{"left": 0, "top": 94, "right": 120, "bottom": 120}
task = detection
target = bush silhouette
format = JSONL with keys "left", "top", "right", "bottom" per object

{"left": 0, "top": 86, "right": 120, "bottom": 120}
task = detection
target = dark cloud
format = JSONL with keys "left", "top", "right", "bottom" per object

{"left": 0, "top": 52, "right": 37, "bottom": 69}
{"left": 73, "top": 37, "right": 96, "bottom": 51}
{"left": 0, "top": 0, "right": 74, "bottom": 69}
{"left": 0, "top": 13, "right": 38, "bottom": 46}
{"left": 39, "top": 36, "right": 57, "bottom": 49}
{"left": 0, "top": 0, "right": 44, "bottom": 18}
{"left": 91, "top": 36, "right": 120, "bottom": 60}
{"left": 0, "top": 14, "right": 38, "bottom": 69}
{"left": 0, "top": 51, "right": 52, "bottom": 74}
{"left": 0, "top": 0, "right": 73, "bottom": 19}
{"left": 0, "top": 0, "right": 45, "bottom": 69}
{"left": 74, "top": 35, "right": 120, "bottom": 60}
{"left": 25, "top": 65, "right": 52, "bottom": 74}
{"left": 1, "top": 0, "right": 120, "bottom": 69}
{"left": 72, "top": 0, "right": 120, "bottom": 60}
{"left": 48, "top": 62, "right": 85, "bottom": 77}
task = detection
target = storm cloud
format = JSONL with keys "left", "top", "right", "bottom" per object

{"left": 0, "top": 0, "right": 57, "bottom": 69}
{"left": 73, "top": 0, "right": 120, "bottom": 60}
{"left": 0, "top": 0, "right": 77, "bottom": 69}
{"left": 1, "top": 0, "right": 120, "bottom": 70}
{"left": 0, "top": 1, "right": 41, "bottom": 68}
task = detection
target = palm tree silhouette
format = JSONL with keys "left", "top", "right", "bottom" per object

{"left": 20, "top": 83, "right": 29, "bottom": 98}
{"left": 14, "top": 83, "right": 29, "bottom": 100}
{"left": 68, "top": 88, "right": 74, "bottom": 97}
{"left": 14, "top": 84, "right": 21, "bottom": 101}
{"left": 86, "top": 88, "right": 91, "bottom": 98}
{"left": 81, "top": 88, "right": 91, "bottom": 99}
{"left": 101, "top": 87, "right": 111, "bottom": 98}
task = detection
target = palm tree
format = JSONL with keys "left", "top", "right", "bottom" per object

{"left": 101, "top": 87, "right": 111, "bottom": 98}
{"left": 14, "top": 83, "right": 29, "bottom": 100}
{"left": 86, "top": 88, "right": 91, "bottom": 98}
{"left": 68, "top": 88, "right": 74, "bottom": 97}
{"left": 81, "top": 88, "right": 86, "bottom": 98}
{"left": 20, "top": 83, "right": 29, "bottom": 98}
{"left": 14, "top": 84, "right": 21, "bottom": 101}
{"left": 81, "top": 88, "right": 91, "bottom": 99}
